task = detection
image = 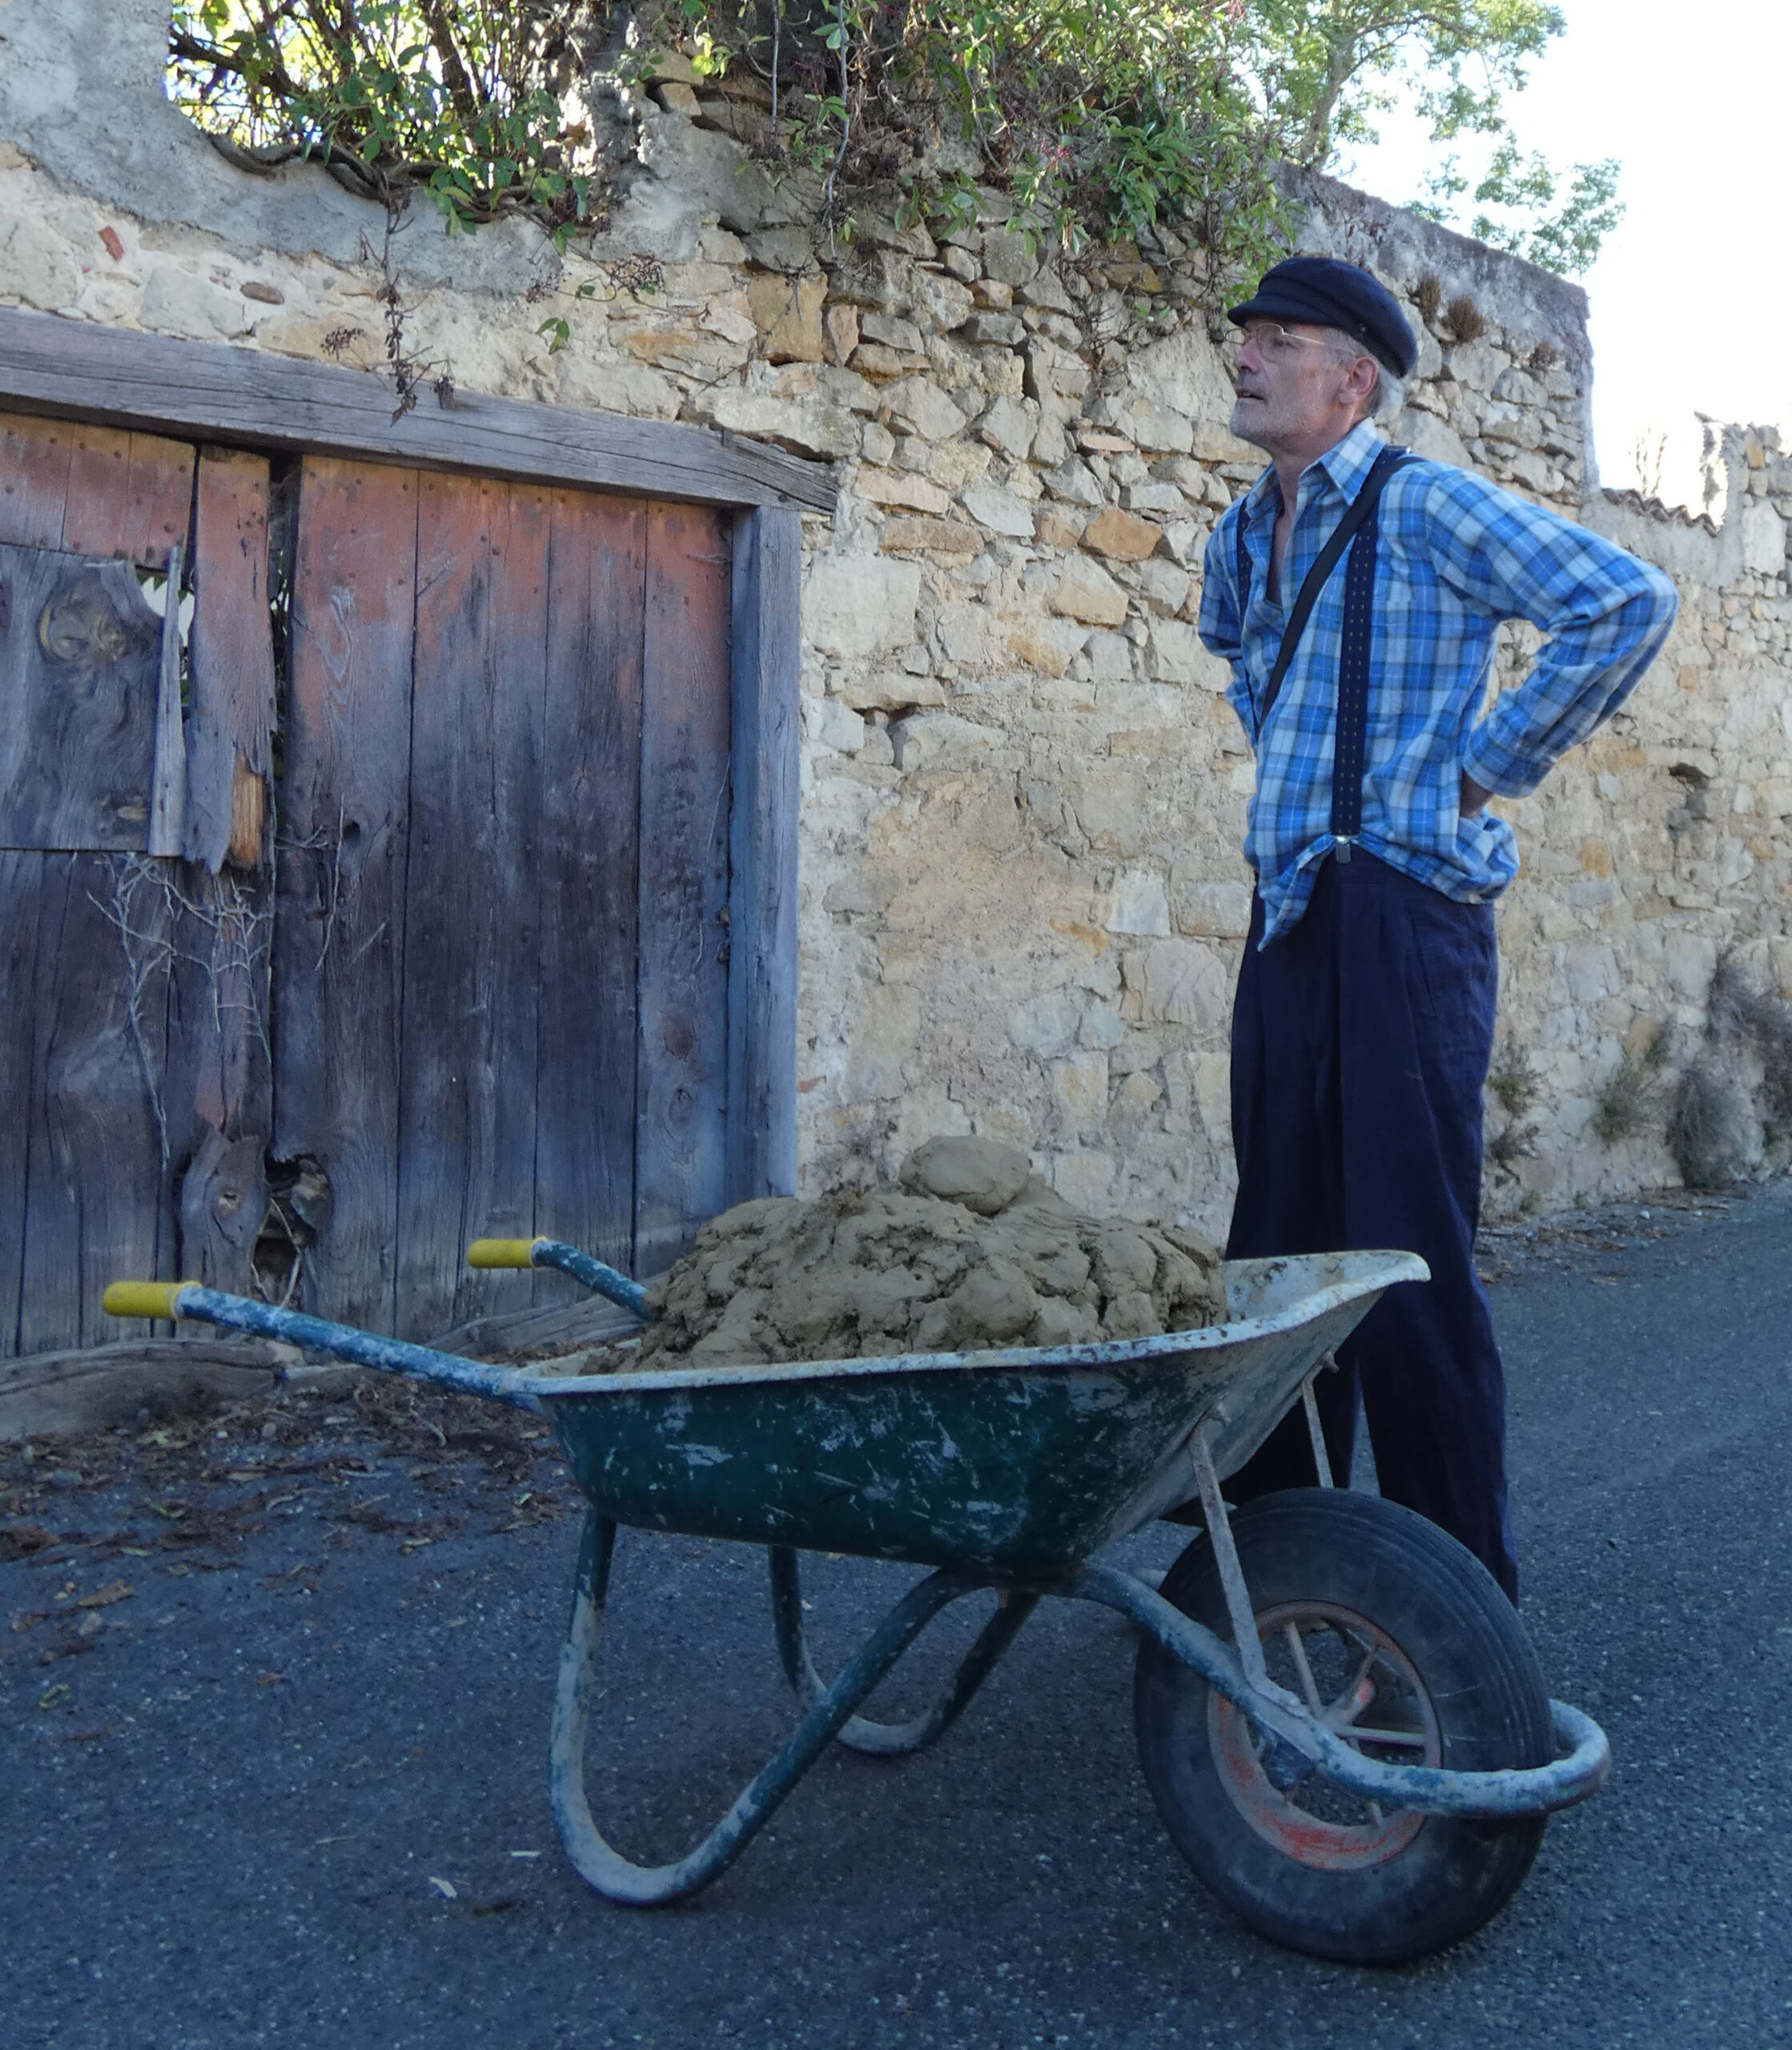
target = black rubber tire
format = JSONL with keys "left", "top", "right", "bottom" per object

{"left": 1133, "top": 1489, "right": 1553, "bottom": 1966}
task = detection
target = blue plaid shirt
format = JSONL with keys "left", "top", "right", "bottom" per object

{"left": 1199, "top": 420, "right": 1679, "bottom": 944}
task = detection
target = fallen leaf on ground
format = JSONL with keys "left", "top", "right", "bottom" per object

{"left": 74, "top": 1579, "right": 133, "bottom": 1610}
{"left": 428, "top": 1875, "right": 458, "bottom": 1899}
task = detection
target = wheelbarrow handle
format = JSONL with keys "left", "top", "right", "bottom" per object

{"left": 467, "top": 1237, "right": 650, "bottom": 1321}
{"left": 101, "top": 1280, "right": 544, "bottom": 1411}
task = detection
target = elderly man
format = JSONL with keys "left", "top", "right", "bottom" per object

{"left": 1199, "top": 255, "right": 1677, "bottom": 1601}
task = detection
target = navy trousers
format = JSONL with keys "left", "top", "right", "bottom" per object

{"left": 1223, "top": 851, "right": 1518, "bottom": 1600}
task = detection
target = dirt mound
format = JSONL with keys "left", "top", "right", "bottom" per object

{"left": 553, "top": 1140, "right": 1225, "bottom": 1374}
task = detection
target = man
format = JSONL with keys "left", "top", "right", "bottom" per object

{"left": 1198, "top": 255, "right": 1677, "bottom": 1601}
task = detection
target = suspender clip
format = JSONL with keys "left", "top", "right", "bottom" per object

{"left": 1334, "top": 835, "right": 1353, "bottom": 864}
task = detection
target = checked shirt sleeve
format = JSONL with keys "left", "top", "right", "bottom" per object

{"left": 1197, "top": 501, "right": 1259, "bottom": 742}
{"left": 1420, "top": 469, "right": 1679, "bottom": 798}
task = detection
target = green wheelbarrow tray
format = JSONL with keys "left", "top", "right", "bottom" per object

{"left": 102, "top": 1249, "right": 1610, "bottom": 1926}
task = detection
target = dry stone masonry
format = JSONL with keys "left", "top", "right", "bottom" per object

{"left": 4, "top": 0, "right": 1790, "bottom": 1227}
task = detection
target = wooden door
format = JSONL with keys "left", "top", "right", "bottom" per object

{"left": 0, "top": 413, "right": 196, "bottom": 1354}
{"left": 272, "top": 456, "right": 733, "bottom": 1339}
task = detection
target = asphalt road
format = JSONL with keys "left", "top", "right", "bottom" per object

{"left": 4, "top": 1185, "right": 1790, "bottom": 2049}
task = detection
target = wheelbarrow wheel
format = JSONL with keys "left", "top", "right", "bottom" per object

{"left": 1133, "top": 1489, "right": 1552, "bottom": 1966}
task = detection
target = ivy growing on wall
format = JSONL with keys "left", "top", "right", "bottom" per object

{"left": 167, "top": 1, "right": 1617, "bottom": 282}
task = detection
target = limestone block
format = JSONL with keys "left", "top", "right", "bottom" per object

{"left": 862, "top": 310, "right": 924, "bottom": 354}
{"left": 1189, "top": 421, "right": 1260, "bottom": 464}
{"left": 1392, "top": 407, "right": 1473, "bottom": 471}
{"left": 805, "top": 697, "right": 866, "bottom": 754}
{"left": 814, "top": 364, "right": 882, "bottom": 415}
{"left": 1004, "top": 616, "right": 1088, "bottom": 677}
{"left": 959, "top": 484, "right": 1035, "bottom": 538}
{"left": 700, "top": 386, "right": 858, "bottom": 459}
{"left": 1034, "top": 508, "right": 1085, "bottom": 550}
{"left": 1108, "top": 870, "right": 1171, "bottom": 935}
{"left": 825, "top": 303, "right": 860, "bottom": 364}
{"left": 0, "top": 211, "right": 78, "bottom": 309}
{"left": 978, "top": 395, "right": 1035, "bottom": 460}
{"left": 1149, "top": 619, "right": 1230, "bottom": 690}
{"left": 1050, "top": 1149, "right": 1115, "bottom": 1211}
{"left": 1051, "top": 1052, "right": 1110, "bottom": 1137}
{"left": 1125, "top": 482, "right": 1188, "bottom": 519}
{"left": 1123, "top": 399, "right": 1194, "bottom": 455}
{"left": 1481, "top": 402, "right": 1542, "bottom": 451}
{"left": 845, "top": 983, "right": 921, "bottom": 1099}
{"left": 1019, "top": 271, "right": 1075, "bottom": 316}
{"left": 1051, "top": 559, "right": 1130, "bottom": 627}
{"left": 1079, "top": 1000, "right": 1125, "bottom": 1049}
{"left": 1127, "top": 326, "right": 1235, "bottom": 432}
{"left": 837, "top": 670, "right": 947, "bottom": 712}
{"left": 1173, "top": 878, "right": 1252, "bottom": 938}
{"left": 704, "top": 303, "right": 759, "bottom": 344}
{"left": 806, "top": 556, "right": 922, "bottom": 659}
{"left": 982, "top": 224, "right": 1041, "bottom": 287}
{"left": 1083, "top": 508, "right": 1163, "bottom": 562}
{"left": 1085, "top": 630, "right": 1135, "bottom": 681}
{"left": 1067, "top": 764, "right": 1151, "bottom": 852}
{"left": 916, "top": 271, "right": 975, "bottom": 332}
{"left": 862, "top": 420, "right": 897, "bottom": 464}
{"left": 1742, "top": 500, "right": 1787, "bottom": 577}
{"left": 926, "top": 440, "right": 994, "bottom": 490}
{"left": 890, "top": 712, "right": 994, "bottom": 774}
{"left": 1008, "top": 988, "right": 1083, "bottom": 1057}
{"left": 139, "top": 265, "right": 253, "bottom": 339}
{"left": 881, "top": 515, "right": 982, "bottom": 556}
{"left": 963, "top": 312, "right": 1024, "bottom": 346}
{"left": 1025, "top": 339, "right": 1091, "bottom": 413}
{"left": 935, "top": 603, "right": 1003, "bottom": 668}
{"left": 856, "top": 465, "right": 950, "bottom": 514}
{"left": 1133, "top": 939, "right": 1229, "bottom": 1033}
{"left": 1136, "top": 561, "right": 1192, "bottom": 616}
{"left": 552, "top": 352, "right": 683, "bottom": 419}
{"left": 1032, "top": 415, "right": 1069, "bottom": 466}
{"left": 886, "top": 376, "right": 966, "bottom": 440}
{"left": 746, "top": 271, "right": 826, "bottom": 362}
{"left": 1043, "top": 459, "right": 1103, "bottom": 508}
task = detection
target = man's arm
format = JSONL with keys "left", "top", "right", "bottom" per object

{"left": 1416, "top": 468, "right": 1679, "bottom": 802}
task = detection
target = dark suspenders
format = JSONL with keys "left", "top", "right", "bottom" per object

{"left": 1234, "top": 445, "right": 1413, "bottom": 861}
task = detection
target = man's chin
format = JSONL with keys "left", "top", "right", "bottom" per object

{"left": 1228, "top": 400, "right": 1270, "bottom": 451}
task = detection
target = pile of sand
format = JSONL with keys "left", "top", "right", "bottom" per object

{"left": 554, "top": 1138, "right": 1225, "bottom": 1375}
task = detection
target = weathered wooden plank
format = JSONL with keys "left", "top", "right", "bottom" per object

{"left": 0, "top": 851, "right": 46, "bottom": 1354}
{"left": 59, "top": 425, "right": 194, "bottom": 569}
{"left": 534, "top": 488, "right": 645, "bottom": 1283}
{"left": 725, "top": 505, "right": 802, "bottom": 1205}
{"left": 0, "top": 545, "right": 161, "bottom": 852}
{"left": 0, "top": 408, "right": 76, "bottom": 548}
{"left": 272, "top": 456, "right": 419, "bottom": 1332}
{"left": 0, "top": 1337, "right": 289, "bottom": 1441}
{"left": 186, "top": 448, "right": 277, "bottom": 871}
{"left": 394, "top": 472, "right": 549, "bottom": 1338}
{"left": 17, "top": 856, "right": 173, "bottom": 1356}
{"left": 635, "top": 503, "right": 733, "bottom": 1275}
{"left": 0, "top": 305, "right": 838, "bottom": 515}
{"left": 147, "top": 542, "right": 187, "bottom": 857}
{"left": 166, "top": 867, "right": 274, "bottom": 1296}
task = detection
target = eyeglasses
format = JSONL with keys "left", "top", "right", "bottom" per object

{"left": 1231, "top": 320, "right": 1345, "bottom": 364}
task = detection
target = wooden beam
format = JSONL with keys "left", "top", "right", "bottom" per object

{"left": 725, "top": 504, "right": 802, "bottom": 1204}
{"left": 0, "top": 304, "right": 838, "bottom": 516}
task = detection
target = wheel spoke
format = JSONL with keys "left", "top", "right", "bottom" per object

{"left": 1344, "top": 1726, "right": 1428, "bottom": 1750}
{"left": 1283, "top": 1622, "right": 1326, "bottom": 1716}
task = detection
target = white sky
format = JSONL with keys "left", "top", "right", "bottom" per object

{"left": 1337, "top": 0, "right": 1789, "bottom": 509}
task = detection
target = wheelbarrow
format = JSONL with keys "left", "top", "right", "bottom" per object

{"left": 103, "top": 1239, "right": 1608, "bottom": 1965}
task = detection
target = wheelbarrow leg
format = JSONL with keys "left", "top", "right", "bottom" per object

{"left": 549, "top": 1509, "right": 984, "bottom": 1906}
{"left": 767, "top": 1548, "right": 1039, "bottom": 1758}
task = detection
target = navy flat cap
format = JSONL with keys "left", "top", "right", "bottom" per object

{"left": 1228, "top": 256, "right": 1417, "bottom": 378}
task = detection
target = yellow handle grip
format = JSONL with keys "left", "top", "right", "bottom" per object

{"left": 467, "top": 1238, "right": 543, "bottom": 1270}
{"left": 103, "top": 1280, "right": 197, "bottom": 1320}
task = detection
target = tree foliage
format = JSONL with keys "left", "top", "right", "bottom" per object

{"left": 167, "top": 0, "right": 1620, "bottom": 277}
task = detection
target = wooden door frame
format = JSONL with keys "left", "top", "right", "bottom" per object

{"left": 0, "top": 308, "right": 810, "bottom": 1211}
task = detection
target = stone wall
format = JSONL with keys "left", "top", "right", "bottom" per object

{"left": 3, "top": 0, "right": 1790, "bottom": 1231}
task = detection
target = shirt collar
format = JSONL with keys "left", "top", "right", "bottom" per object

{"left": 1244, "top": 417, "right": 1388, "bottom": 527}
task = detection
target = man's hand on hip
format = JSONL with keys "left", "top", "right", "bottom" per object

{"left": 1460, "top": 771, "right": 1493, "bottom": 818}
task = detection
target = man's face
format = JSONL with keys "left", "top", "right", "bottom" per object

{"left": 1229, "top": 320, "right": 1372, "bottom": 454}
